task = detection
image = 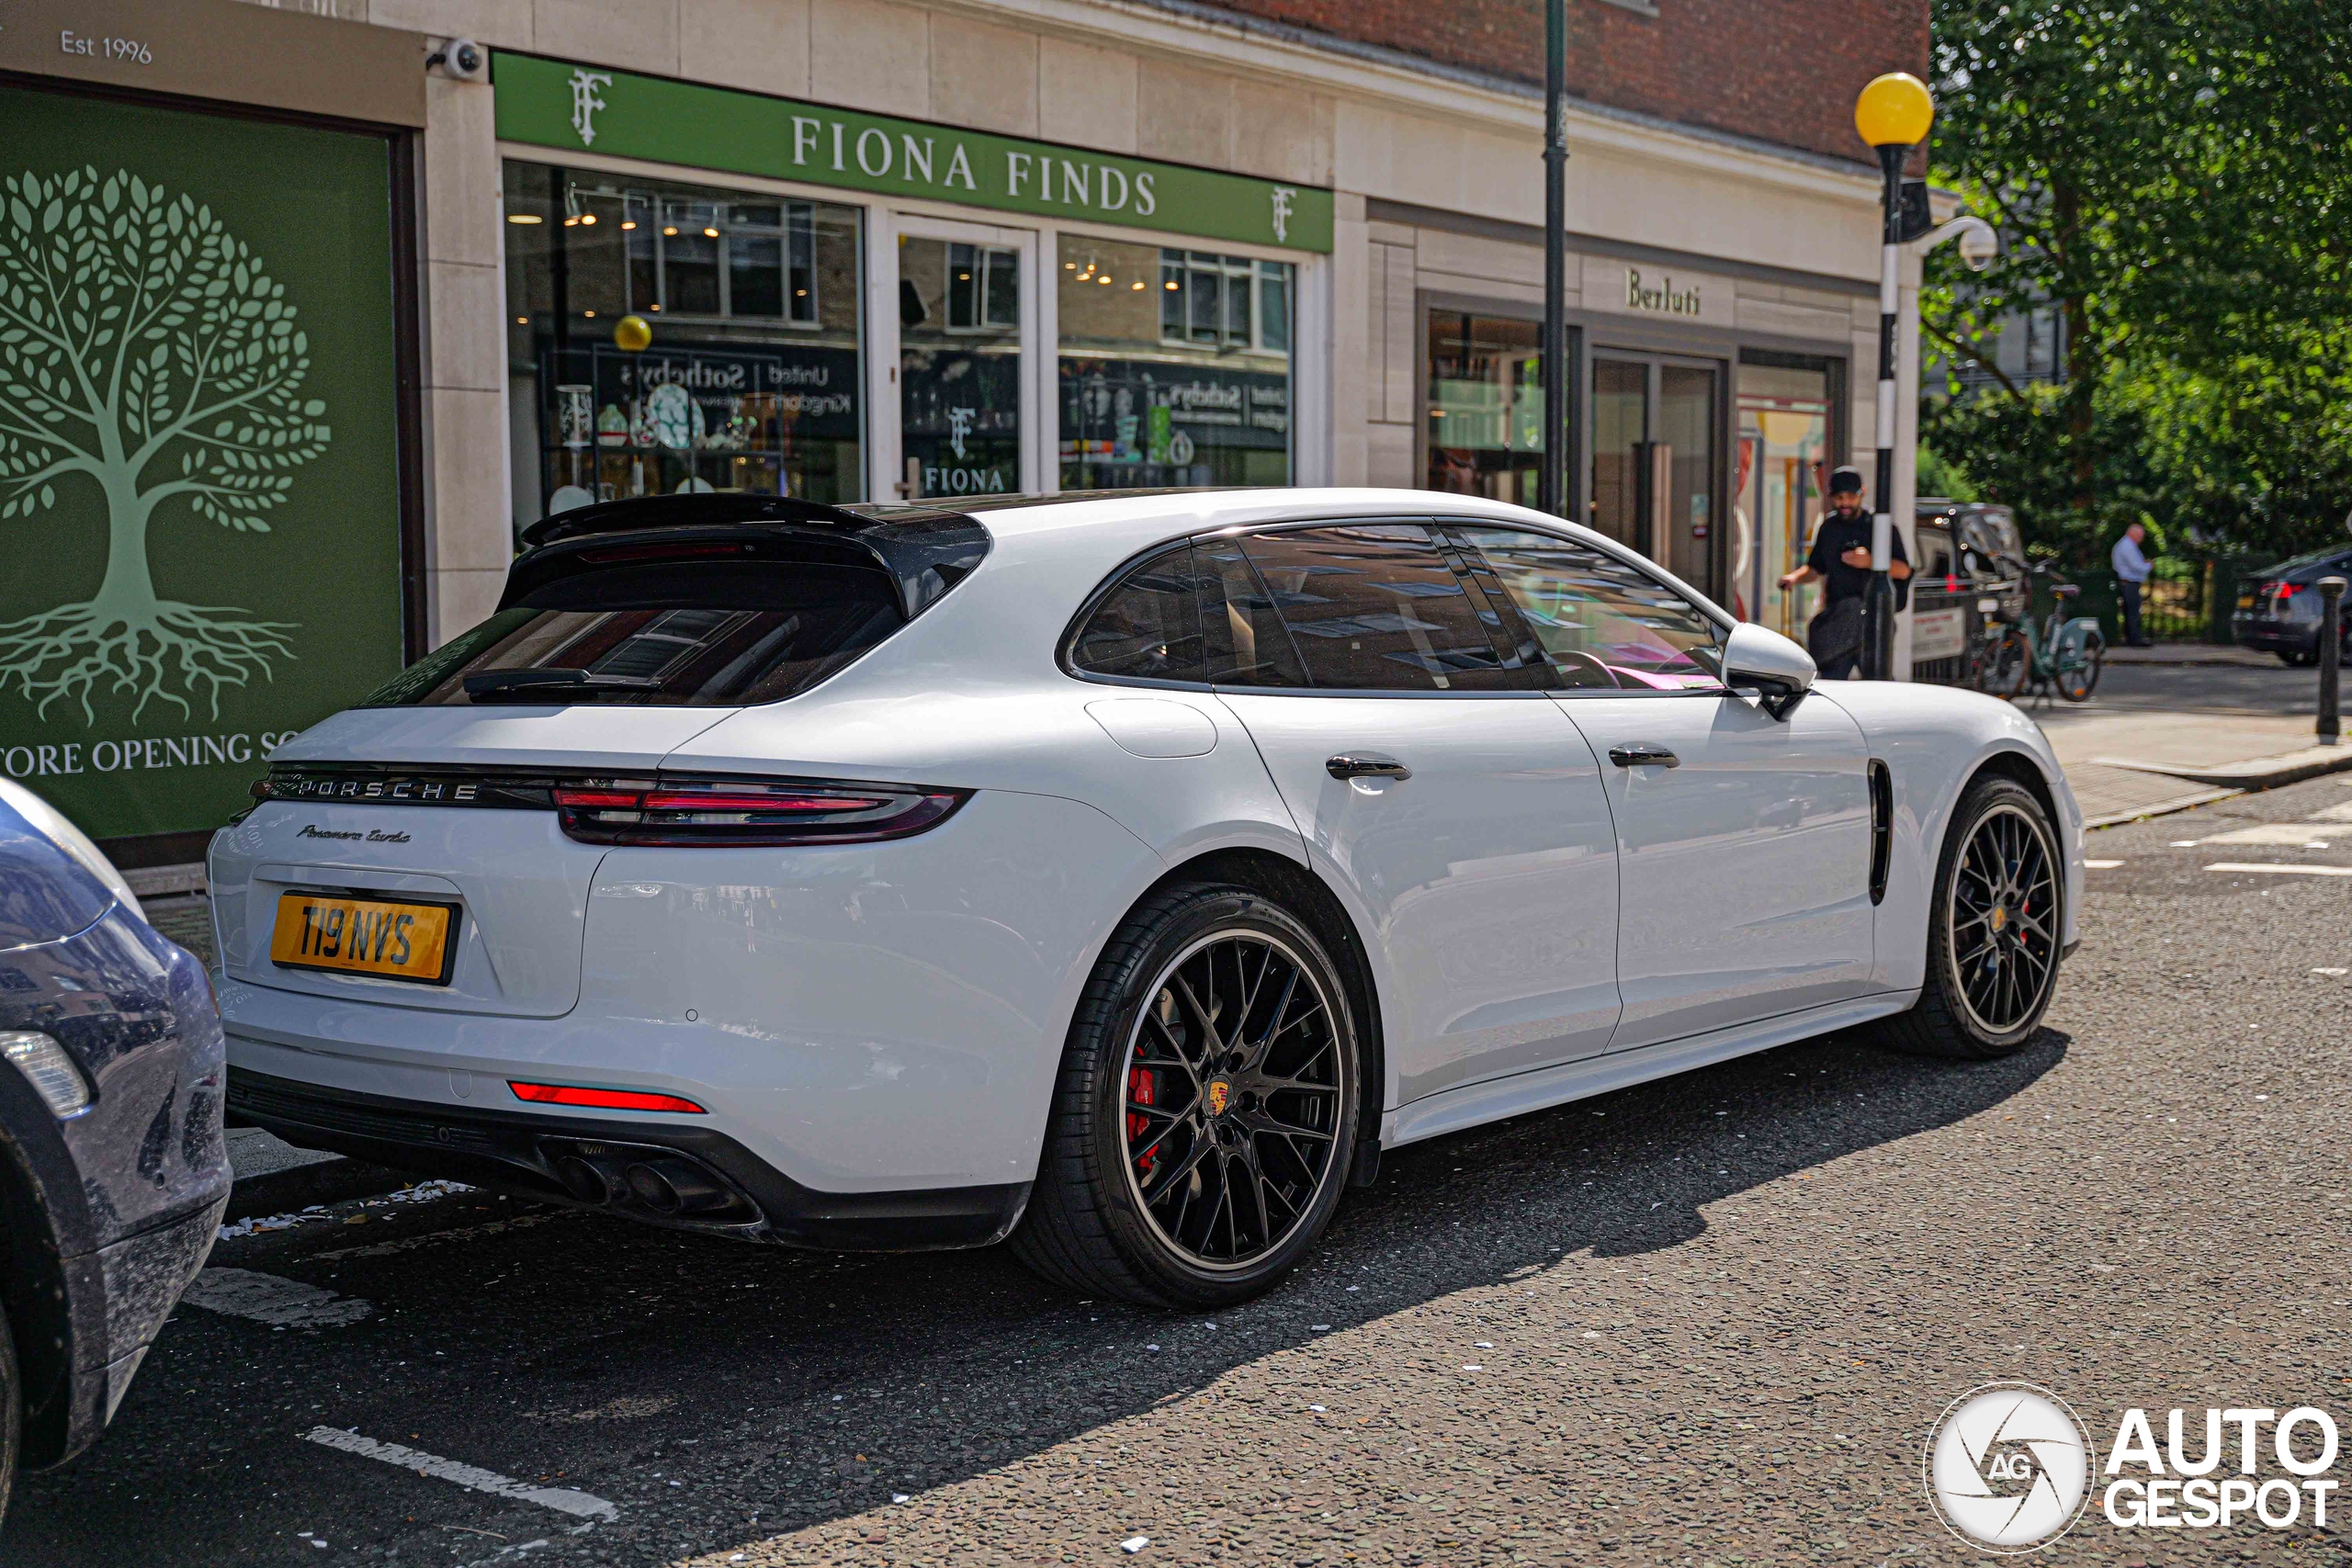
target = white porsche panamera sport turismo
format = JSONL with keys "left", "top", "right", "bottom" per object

{"left": 210, "top": 490, "right": 2082, "bottom": 1307}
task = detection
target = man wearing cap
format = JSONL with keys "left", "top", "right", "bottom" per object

{"left": 1778, "top": 468, "right": 1910, "bottom": 679}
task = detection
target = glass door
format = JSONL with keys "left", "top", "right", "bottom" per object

{"left": 1586, "top": 355, "right": 1722, "bottom": 596}
{"left": 1735, "top": 361, "right": 1833, "bottom": 634}
{"left": 1589, "top": 357, "right": 1648, "bottom": 554}
{"left": 897, "top": 220, "right": 1034, "bottom": 498}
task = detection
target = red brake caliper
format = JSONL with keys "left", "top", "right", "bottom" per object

{"left": 1127, "top": 1066, "right": 1157, "bottom": 1178}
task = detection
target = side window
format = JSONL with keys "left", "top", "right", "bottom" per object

{"left": 1196, "top": 536, "right": 1310, "bottom": 687}
{"left": 1236, "top": 524, "right": 1519, "bottom": 692}
{"left": 1069, "top": 543, "right": 1205, "bottom": 682}
{"left": 1455, "top": 526, "right": 1725, "bottom": 693}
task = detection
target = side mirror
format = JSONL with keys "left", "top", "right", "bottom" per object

{"left": 1722, "top": 622, "right": 1815, "bottom": 720}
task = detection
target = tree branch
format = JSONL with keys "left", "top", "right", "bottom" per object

{"left": 1919, "top": 310, "right": 2030, "bottom": 404}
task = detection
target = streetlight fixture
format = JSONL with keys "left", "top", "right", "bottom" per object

{"left": 1854, "top": 71, "right": 1935, "bottom": 679}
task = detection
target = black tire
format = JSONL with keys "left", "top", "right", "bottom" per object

{"left": 1980, "top": 627, "right": 2030, "bottom": 700}
{"left": 1879, "top": 776, "right": 2063, "bottom": 1060}
{"left": 1011, "top": 884, "right": 1363, "bottom": 1309}
{"left": 0, "top": 1294, "right": 17, "bottom": 1526}
{"left": 2055, "top": 627, "right": 2104, "bottom": 702}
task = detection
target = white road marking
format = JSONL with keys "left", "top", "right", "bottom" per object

{"left": 180, "top": 1268, "right": 372, "bottom": 1327}
{"left": 2083, "top": 859, "right": 2124, "bottom": 869}
{"left": 2204, "top": 862, "right": 2352, "bottom": 877}
{"left": 2202, "top": 824, "right": 2342, "bottom": 847}
{"left": 303, "top": 1427, "right": 618, "bottom": 1519}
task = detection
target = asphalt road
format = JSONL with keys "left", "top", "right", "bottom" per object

{"left": 7, "top": 775, "right": 2349, "bottom": 1567}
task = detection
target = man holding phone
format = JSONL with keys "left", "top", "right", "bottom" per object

{"left": 1779, "top": 467, "right": 1910, "bottom": 679}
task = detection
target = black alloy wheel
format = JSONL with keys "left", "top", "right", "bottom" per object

{"left": 1881, "top": 776, "right": 2063, "bottom": 1059}
{"left": 1117, "top": 930, "right": 1347, "bottom": 1269}
{"left": 1012, "top": 885, "right": 1363, "bottom": 1308}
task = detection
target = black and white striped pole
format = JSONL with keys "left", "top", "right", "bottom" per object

{"left": 1854, "top": 73, "right": 1934, "bottom": 680}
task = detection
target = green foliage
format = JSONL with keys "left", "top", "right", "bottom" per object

{"left": 1922, "top": 1, "right": 2352, "bottom": 559}
{"left": 1915, "top": 441, "right": 1978, "bottom": 503}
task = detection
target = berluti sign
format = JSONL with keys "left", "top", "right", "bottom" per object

{"left": 0, "top": 0, "right": 426, "bottom": 126}
{"left": 1580, "top": 255, "right": 1736, "bottom": 329}
{"left": 492, "top": 52, "right": 1335, "bottom": 254}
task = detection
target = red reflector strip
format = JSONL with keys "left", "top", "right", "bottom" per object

{"left": 508, "top": 1080, "right": 707, "bottom": 1113}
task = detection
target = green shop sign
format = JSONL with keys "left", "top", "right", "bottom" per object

{"left": 0, "top": 85, "right": 406, "bottom": 847}
{"left": 492, "top": 52, "right": 1334, "bottom": 254}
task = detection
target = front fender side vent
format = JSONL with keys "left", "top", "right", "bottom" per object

{"left": 1868, "top": 760, "right": 1894, "bottom": 905}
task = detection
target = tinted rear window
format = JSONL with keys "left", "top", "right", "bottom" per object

{"left": 1069, "top": 544, "right": 1206, "bottom": 682}
{"left": 359, "top": 558, "right": 905, "bottom": 707}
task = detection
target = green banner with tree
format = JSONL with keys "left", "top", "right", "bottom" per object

{"left": 0, "top": 85, "right": 405, "bottom": 845}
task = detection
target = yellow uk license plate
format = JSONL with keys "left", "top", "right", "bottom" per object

{"left": 270, "top": 893, "right": 458, "bottom": 985}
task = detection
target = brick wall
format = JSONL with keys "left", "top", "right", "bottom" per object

{"left": 1182, "top": 0, "right": 1929, "bottom": 166}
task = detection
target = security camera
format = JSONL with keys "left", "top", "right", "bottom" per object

{"left": 1956, "top": 220, "right": 1999, "bottom": 272}
{"left": 1913, "top": 214, "right": 2000, "bottom": 271}
{"left": 431, "top": 38, "right": 486, "bottom": 81}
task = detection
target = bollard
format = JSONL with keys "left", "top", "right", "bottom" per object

{"left": 2320, "top": 576, "right": 2346, "bottom": 747}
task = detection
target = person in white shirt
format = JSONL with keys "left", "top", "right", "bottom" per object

{"left": 2111, "top": 522, "right": 2154, "bottom": 647}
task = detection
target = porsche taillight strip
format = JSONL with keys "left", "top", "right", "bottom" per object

{"left": 550, "top": 779, "right": 965, "bottom": 847}
{"left": 252, "top": 766, "right": 969, "bottom": 847}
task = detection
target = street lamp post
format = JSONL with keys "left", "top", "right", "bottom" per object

{"left": 1539, "top": 0, "right": 1568, "bottom": 520}
{"left": 1854, "top": 73, "right": 1935, "bottom": 680}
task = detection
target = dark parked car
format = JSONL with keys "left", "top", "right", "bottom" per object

{"left": 2233, "top": 545, "right": 2352, "bottom": 665}
{"left": 0, "top": 780, "right": 230, "bottom": 1519}
{"left": 1911, "top": 500, "right": 2028, "bottom": 682}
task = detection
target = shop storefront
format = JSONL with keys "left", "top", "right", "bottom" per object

{"left": 0, "top": 0, "right": 424, "bottom": 874}
{"left": 492, "top": 53, "right": 1329, "bottom": 533}
{"left": 1411, "top": 231, "right": 1867, "bottom": 611}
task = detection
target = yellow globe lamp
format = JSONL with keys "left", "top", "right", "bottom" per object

{"left": 613, "top": 313, "right": 653, "bottom": 352}
{"left": 1854, "top": 72, "right": 1934, "bottom": 149}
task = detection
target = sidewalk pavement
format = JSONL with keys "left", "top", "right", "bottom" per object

{"left": 2030, "top": 704, "right": 2350, "bottom": 826}
{"left": 2099, "top": 643, "right": 2281, "bottom": 668}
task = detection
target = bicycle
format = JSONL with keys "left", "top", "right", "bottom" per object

{"left": 1969, "top": 563, "right": 2104, "bottom": 704}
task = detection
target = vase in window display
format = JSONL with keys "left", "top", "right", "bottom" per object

{"left": 646, "top": 382, "right": 703, "bottom": 449}
{"left": 596, "top": 403, "right": 628, "bottom": 446}
{"left": 557, "top": 384, "right": 594, "bottom": 449}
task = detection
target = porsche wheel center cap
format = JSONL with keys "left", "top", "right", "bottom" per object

{"left": 1989, "top": 905, "right": 2008, "bottom": 934}
{"left": 1204, "top": 1078, "right": 1233, "bottom": 1117}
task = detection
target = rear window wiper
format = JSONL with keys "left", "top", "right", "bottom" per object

{"left": 460, "top": 668, "right": 665, "bottom": 701}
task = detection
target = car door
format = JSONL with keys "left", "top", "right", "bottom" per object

{"left": 1200, "top": 523, "right": 1623, "bottom": 1106}
{"left": 1452, "top": 525, "right": 1877, "bottom": 1053}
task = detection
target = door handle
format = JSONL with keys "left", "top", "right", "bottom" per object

{"left": 1326, "top": 754, "right": 1412, "bottom": 782}
{"left": 1608, "top": 744, "right": 1679, "bottom": 769}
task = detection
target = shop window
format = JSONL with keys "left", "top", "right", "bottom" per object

{"left": 1734, "top": 353, "right": 1839, "bottom": 635}
{"left": 1161, "top": 250, "right": 1285, "bottom": 354}
{"left": 1060, "top": 236, "right": 1293, "bottom": 491}
{"left": 504, "top": 163, "right": 865, "bottom": 529}
{"left": 945, "top": 243, "right": 1019, "bottom": 332}
{"left": 1426, "top": 312, "right": 1567, "bottom": 507}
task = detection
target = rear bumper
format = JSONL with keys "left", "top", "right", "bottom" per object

{"left": 227, "top": 1068, "right": 1028, "bottom": 1251}
{"left": 2230, "top": 617, "right": 2312, "bottom": 655}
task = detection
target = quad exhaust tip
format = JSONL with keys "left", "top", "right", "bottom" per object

{"left": 544, "top": 1142, "right": 754, "bottom": 1223}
